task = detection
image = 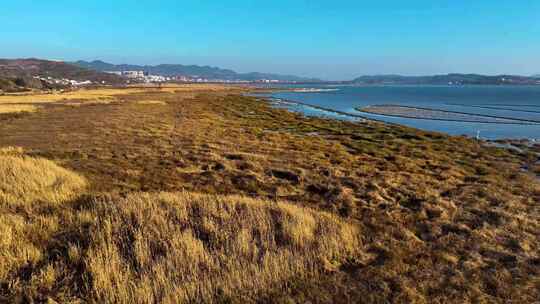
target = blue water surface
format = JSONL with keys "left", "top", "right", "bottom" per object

{"left": 259, "top": 85, "right": 540, "bottom": 140}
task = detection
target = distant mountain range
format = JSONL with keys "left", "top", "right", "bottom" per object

{"left": 74, "top": 60, "right": 321, "bottom": 82}
{"left": 2, "top": 58, "right": 539, "bottom": 93}
{"left": 533, "top": 74, "right": 540, "bottom": 79}
{"left": 352, "top": 74, "right": 540, "bottom": 85}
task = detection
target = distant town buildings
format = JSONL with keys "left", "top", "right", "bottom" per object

{"left": 258, "top": 79, "right": 281, "bottom": 83}
{"left": 104, "top": 70, "right": 292, "bottom": 84}
{"left": 105, "top": 70, "right": 145, "bottom": 79}
{"left": 33, "top": 76, "right": 94, "bottom": 86}
{"left": 106, "top": 70, "right": 174, "bottom": 83}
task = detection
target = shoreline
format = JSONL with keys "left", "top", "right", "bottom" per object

{"left": 261, "top": 96, "right": 391, "bottom": 124}
{"left": 258, "top": 95, "right": 540, "bottom": 178}
{"left": 252, "top": 95, "right": 540, "bottom": 154}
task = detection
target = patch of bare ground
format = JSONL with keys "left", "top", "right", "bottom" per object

{"left": 0, "top": 86, "right": 538, "bottom": 303}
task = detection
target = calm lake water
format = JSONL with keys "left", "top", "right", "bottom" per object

{"left": 262, "top": 85, "right": 540, "bottom": 140}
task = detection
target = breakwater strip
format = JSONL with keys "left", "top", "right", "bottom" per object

{"left": 357, "top": 104, "right": 540, "bottom": 125}
{"left": 448, "top": 103, "right": 540, "bottom": 108}
{"left": 447, "top": 103, "right": 540, "bottom": 114}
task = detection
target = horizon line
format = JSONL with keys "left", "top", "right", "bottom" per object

{"left": 2, "top": 57, "right": 539, "bottom": 80}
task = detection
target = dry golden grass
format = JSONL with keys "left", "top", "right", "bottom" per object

{"left": 0, "top": 144, "right": 359, "bottom": 302}
{"left": 87, "top": 192, "right": 359, "bottom": 303}
{"left": 0, "top": 208, "right": 74, "bottom": 297}
{"left": 0, "top": 84, "right": 244, "bottom": 105}
{"left": 0, "top": 212, "right": 46, "bottom": 288}
{"left": 0, "top": 189, "right": 358, "bottom": 302}
{"left": 63, "top": 99, "right": 117, "bottom": 107}
{"left": 0, "top": 193, "right": 360, "bottom": 303}
{"left": 0, "top": 89, "right": 127, "bottom": 104}
{"left": 0, "top": 146, "right": 24, "bottom": 155}
{"left": 0, "top": 148, "right": 87, "bottom": 301}
{"left": 0, "top": 104, "right": 38, "bottom": 114}
{"left": 135, "top": 100, "right": 167, "bottom": 105}
{"left": 128, "top": 83, "right": 243, "bottom": 92}
{"left": 1, "top": 88, "right": 538, "bottom": 303}
{"left": 0, "top": 147, "right": 87, "bottom": 207}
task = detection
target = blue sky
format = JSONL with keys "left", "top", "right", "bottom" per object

{"left": 2, "top": 0, "right": 539, "bottom": 80}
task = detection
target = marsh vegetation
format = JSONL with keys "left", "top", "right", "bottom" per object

{"left": 0, "top": 85, "right": 538, "bottom": 303}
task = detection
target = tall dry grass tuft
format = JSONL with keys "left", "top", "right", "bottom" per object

{"left": 86, "top": 192, "right": 360, "bottom": 303}
{"left": 0, "top": 147, "right": 357, "bottom": 302}
{"left": 0, "top": 146, "right": 24, "bottom": 156}
{"left": 0, "top": 148, "right": 87, "bottom": 300}
{"left": 0, "top": 147, "right": 87, "bottom": 208}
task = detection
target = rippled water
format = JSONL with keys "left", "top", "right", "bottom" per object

{"left": 263, "top": 85, "right": 540, "bottom": 140}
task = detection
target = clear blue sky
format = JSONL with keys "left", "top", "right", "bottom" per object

{"left": 2, "top": 0, "right": 539, "bottom": 80}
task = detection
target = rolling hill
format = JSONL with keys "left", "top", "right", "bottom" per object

{"left": 74, "top": 60, "right": 321, "bottom": 82}
{"left": 0, "top": 58, "right": 126, "bottom": 91}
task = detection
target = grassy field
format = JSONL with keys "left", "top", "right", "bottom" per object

{"left": 0, "top": 104, "right": 38, "bottom": 114}
{"left": 0, "top": 85, "right": 539, "bottom": 303}
{"left": 0, "top": 84, "right": 243, "bottom": 104}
